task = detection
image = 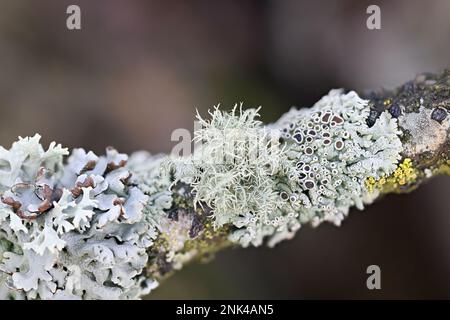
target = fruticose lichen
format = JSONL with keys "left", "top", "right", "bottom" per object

{"left": 171, "top": 90, "right": 404, "bottom": 248}
{"left": 170, "top": 106, "right": 294, "bottom": 247}
{"left": 0, "top": 89, "right": 405, "bottom": 299}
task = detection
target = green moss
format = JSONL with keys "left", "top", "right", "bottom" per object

{"left": 182, "top": 223, "right": 232, "bottom": 258}
{"left": 434, "top": 160, "right": 450, "bottom": 176}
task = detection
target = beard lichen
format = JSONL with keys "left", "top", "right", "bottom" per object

{"left": 171, "top": 91, "right": 403, "bottom": 248}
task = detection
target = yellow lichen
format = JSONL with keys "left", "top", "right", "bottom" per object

{"left": 383, "top": 98, "right": 392, "bottom": 106}
{"left": 365, "top": 158, "right": 418, "bottom": 193}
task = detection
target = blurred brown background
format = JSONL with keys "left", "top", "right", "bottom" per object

{"left": 1, "top": 0, "right": 450, "bottom": 299}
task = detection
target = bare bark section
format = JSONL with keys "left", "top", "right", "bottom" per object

{"left": 363, "top": 70, "right": 450, "bottom": 192}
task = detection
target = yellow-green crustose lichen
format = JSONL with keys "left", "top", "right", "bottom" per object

{"left": 365, "top": 158, "right": 418, "bottom": 193}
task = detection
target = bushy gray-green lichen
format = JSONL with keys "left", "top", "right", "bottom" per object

{"left": 171, "top": 90, "right": 403, "bottom": 247}
{"left": 170, "top": 106, "right": 293, "bottom": 247}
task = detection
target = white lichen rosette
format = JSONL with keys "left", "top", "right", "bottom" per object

{"left": 272, "top": 89, "right": 403, "bottom": 235}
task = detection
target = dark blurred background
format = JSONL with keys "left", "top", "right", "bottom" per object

{"left": 1, "top": 0, "right": 450, "bottom": 299}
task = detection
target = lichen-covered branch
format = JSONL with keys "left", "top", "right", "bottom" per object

{"left": 1, "top": 70, "right": 450, "bottom": 300}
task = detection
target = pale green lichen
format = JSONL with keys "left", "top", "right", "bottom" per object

{"left": 170, "top": 105, "right": 294, "bottom": 247}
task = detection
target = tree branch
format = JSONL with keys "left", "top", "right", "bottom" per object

{"left": 0, "top": 70, "right": 449, "bottom": 300}
{"left": 147, "top": 70, "right": 450, "bottom": 283}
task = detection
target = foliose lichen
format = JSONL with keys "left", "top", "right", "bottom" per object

{"left": 274, "top": 90, "right": 403, "bottom": 229}
{"left": 0, "top": 135, "right": 166, "bottom": 299}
